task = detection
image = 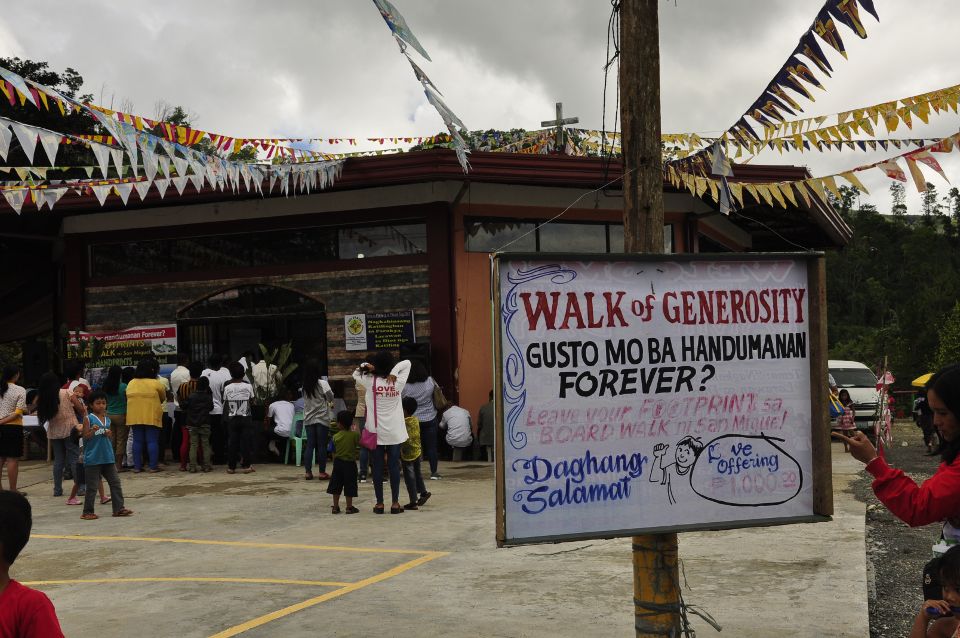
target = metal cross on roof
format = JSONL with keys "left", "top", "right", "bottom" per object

{"left": 541, "top": 102, "right": 579, "bottom": 152}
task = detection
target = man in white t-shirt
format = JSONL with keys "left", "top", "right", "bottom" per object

{"left": 439, "top": 404, "right": 473, "bottom": 461}
{"left": 201, "top": 354, "right": 232, "bottom": 465}
{"left": 265, "top": 391, "right": 296, "bottom": 457}
{"left": 222, "top": 362, "right": 256, "bottom": 474}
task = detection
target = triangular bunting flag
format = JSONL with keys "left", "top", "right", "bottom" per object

{"left": 91, "top": 184, "right": 112, "bottom": 206}
{"left": 905, "top": 158, "right": 928, "bottom": 193}
{"left": 40, "top": 187, "right": 67, "bottom": 211}
{"left": 840, "top": 171, "right": 870, "bottom": 194}
{"left": 154, "top": 178, "right": 169, "bottom": 199}
{"left": 189, "top": 173, "right": 203, "bottom": 193}
{"left": 115, "top": 182, "right": 133, "bottom": 205}
{"left": 89, "top": 142, "right": 111, "bottom": 178}
{"left": 821, "top": 175, "right": 843, "bottom": 201}
{"left": 910, "top": 150, "right": 949, "bottom": 183}
{"left": 158, "top": 155, "right": 171, "bottom": 179}
{"left": 172, "top": 175, "right": 188, "bottom": 195}
{"left": 1, "top": 189, "right": 26, "bottom": 214}
{"left": 134, "top": 180, "right": 151, "bottom": 201}
{"left": 37, "top": 131, "right": 62, "bottom": 167}
{"left": 9, "top": 122, "right": 38, "bottom": 163}
{"left": 877, "top": 160, "right": 907, "bottom": 182}
{"left": 110, "top": 147, "right": 125, "bottom": 177}
{"left": 0, "top": 123, "right": 10, "bottom": 161}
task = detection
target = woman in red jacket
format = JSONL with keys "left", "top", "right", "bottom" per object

{"left": 836, "top": 364, "right": 960, "bottom": 528}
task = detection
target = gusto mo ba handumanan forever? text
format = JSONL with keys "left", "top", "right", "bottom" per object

{"left": 518, "top": 287, "right": 808, "bottom": 399}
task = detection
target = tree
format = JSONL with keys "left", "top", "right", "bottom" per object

{"left": 151, "top": 103, "right": 257, "bottom": 162}
{"left": 933, "top": 302, "right": 960, "bottom": 371}
{"left": 890, "top": 182, "right": 907, "bottom": 216}
{"left": 921, "top": 183, "right": 943, "bottom": 222}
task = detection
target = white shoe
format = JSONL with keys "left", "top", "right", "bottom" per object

{"left": 268, "top": 441, "right": 279, "bottom": 455}
{"left": 430, "top": 474, "right": 442, "bottom": 480}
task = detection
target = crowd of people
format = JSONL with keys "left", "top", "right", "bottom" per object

{"left": 0, "top": 350, "right": 497, "bottom": 519}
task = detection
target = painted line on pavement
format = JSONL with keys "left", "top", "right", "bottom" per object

{"left": 21, "top": 577, "right": 351, "bottom": 587}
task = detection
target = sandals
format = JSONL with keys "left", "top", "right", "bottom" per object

{"left": 81, "top": 513, "right": 98, "bottom": 520}
{"left": 345, "top": 506, "right": 359, "bottom": 514}
{"left": 373, "top": 504, "right": 385, "bottom": 514}
{"left": 112, "top": 509, "right": 134, "bottom": 517}
{"left": 390, "top": 504, "right": 404, "bottom": 515}
{"left": 331, "top": 506, "right": 342, "bottom": 514}
{"left": 316, "top": 472, "right": 330, "bottom": 480}
{"left": 417, "top": 492, "right": 432, "bottom": 507}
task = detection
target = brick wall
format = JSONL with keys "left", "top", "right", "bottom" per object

{"left": 85, "top": 264, "right": 430, "bottom": 385}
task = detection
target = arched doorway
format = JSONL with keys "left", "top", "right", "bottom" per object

{"left": 177, "top": 285, "right": 327, "bottom": 372}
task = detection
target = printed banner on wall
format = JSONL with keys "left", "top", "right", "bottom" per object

{"left": 66, "top": 324, "right": 178, "bottom": 368}
{"left": 344, "top": 311, "right": 416, "bottom": 351}
{"left": 493, "top": 254, "right": 826, "bottom": 545}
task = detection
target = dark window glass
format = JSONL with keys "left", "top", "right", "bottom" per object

{"left": 338, "top": 225, "right": 427, "bottom": 259}
{"left": 90, "top": 223, "right": 424, "bottom": 278}
{"left": 539, "top": 223, "right": 607, "bottom": 253}
{"left": 465, "top": 221, "right": 536, "bottom": 252}
{"left": 609, "top": 224, "right": 624, "bottom": 252}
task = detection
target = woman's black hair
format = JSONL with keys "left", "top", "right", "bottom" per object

{"left": 838, "top": 389, "right": 852, "bottom": 404}
{"left": 188, "top": 361, "right": 204, "bottom": 379}
{"left": 0, "top": 364, "right": 19, "bottom": 400}
{"left": 407, "top": 359, "right": 429, "bottom": 384}
{"left": 302, "top": 359, "right": 322, "bottom": 399}
{"left": 134, "top": 358, "right": 155, "bottom": 379}
{"left": 36, "top": 371, "right": 62, "bottom": 424}
{"left": 102, "top": 365, "right": 123, "bottom": 395}
{"left": 121, "top": 367, "right": 135, "bottom": 383}
{"left": 196, "top": 376, "right": 211, "bottom": 392}
{"left": 371, "top": 350, "right": 395, "bottom": 378}
{"left": 939, "top": 545, "right": 960, "bottom": 589}
{"left": 929, "top": 364, "right": 960, "bottom": 464}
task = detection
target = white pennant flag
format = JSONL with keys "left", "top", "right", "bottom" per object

{"left": 172, "top": 156, "right": 188, "bottom": 177}
{"left": 41, "top": 187, "right": 67, "bottom": 211}
{"left": 158, "top": 155, "right": 171, "bottom": 179}
{"left": 143, "top": 153, "right": 157, "bottom": 182}
{"left": 2, "top": 189, "right": 26, "bottom": 214}
{"left": 89, "top": 142, "right": 111, "bottom": 177}
{"left": 91, "top": 184, "right": 112, "bottom": 206}
{"left": 119, "top": 124, "right": 139, "bottom": 176}
{"left": 115, "top": 182, "right": 133, "bottom": 205}
{"left": 189, "top": 173, "right": 203, "bottom": 193}
{"left": 172, "top": 175, "right": 188, "bottom": 195}
{"left": 0, "top": 68, "right": 37, "bottom": 107}
{"left": 154, "top": 178, "right": 169, "bottom": 199}
{"left": 9, "top": 122, "right": 39, "bottom": 163}
{"left": 82, "top": 166, "right": 94, "bottom": 178}
{"left": 0, "top": 123, "right": 11, "bottom": 161}
{"left": 268, "top": 171, "right": 277, "bottom": 194}
{"left": 134, "top": 180, "right": 151, "bottom": 201}
{"left": 110, "top": 147, "right": 125, "bottom": 177}
{"left": 240, "top": 164, "right": 251, "bottom": 192}
{"left": 158, "top": 138, "right": 176, "bottom": 159}
{"left": 38, "top": 131, "right": 63, "bottom": 167}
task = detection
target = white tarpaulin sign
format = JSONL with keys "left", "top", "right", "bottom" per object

{"left": 493, "top": 254, "right": 830, "bottom": 546}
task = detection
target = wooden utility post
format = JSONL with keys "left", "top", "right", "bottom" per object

{"left": 620, "top": 1, "right": 680, "bottom": 637}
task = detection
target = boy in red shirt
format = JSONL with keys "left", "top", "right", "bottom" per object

{"left": 0, "top": 491, "right": 64, "bottom": 637}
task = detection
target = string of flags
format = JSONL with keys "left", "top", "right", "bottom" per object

{"left": 722, "top": 0, "right": 879, "bottom": 146}
{"left": 371, "top": 0, "right": 470, "bottom": 172}
{"left": 666, "top": 131, "right": 960, "bottom": 212}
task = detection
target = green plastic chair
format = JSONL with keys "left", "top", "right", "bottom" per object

{"left": 285, "top": 414, "right": 307, "bottom": 466}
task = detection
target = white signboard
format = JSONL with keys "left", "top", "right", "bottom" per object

{"left": 344, "top": 313, "right": 368, "bottom": 351}
{"left": 494, "top": 254, "right": 828, "bottom": 546}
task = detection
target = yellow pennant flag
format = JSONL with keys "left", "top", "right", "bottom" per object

{"left": 821, "top": 175, "right": 843, "bottom": 201}
{"left": 768, "top": 183, "right": 788, "bottom": 208}
{"left": 780, "top": 182, "right": 799, "bottom": 207}
{"left": 695, "top": 176, "right": 708, "bottom": 198}
{"left": 728, "top": 182, "right": 745, "bottom": 206}
{"left": 744, "top": 183, "right": 760, "bottom": 204}
{"left": 794, "top": 181, "right": 813, "bottom": 208}
{"left": 905, "top": 158, "right": 927, "bottom": 192}
{"left": 755, "top": 184, "right": 775, "bottom": 207}
{"left": 806, "top": 178, "right": 828, "bottom": 203}
{"left": 841, "top": 171, "right": 870, "bottom": 194}
{"left": 708, "top": 178, "right": 719, "bottom": 203}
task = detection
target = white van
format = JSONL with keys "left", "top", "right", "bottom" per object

{"left": 828, "top": 359, "right": 882, "bottom": 433}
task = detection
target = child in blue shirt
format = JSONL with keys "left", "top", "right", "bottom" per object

{"left": 80, "top": 391, "right": 133, "bottom": 519}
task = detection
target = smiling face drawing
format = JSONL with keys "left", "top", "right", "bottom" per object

{"left": 675, "top": 443, "right": 696, "bottom": 470}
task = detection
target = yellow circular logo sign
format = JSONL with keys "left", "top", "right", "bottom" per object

{"left": 347, "top": 317, "right": 364, "bottom": 335}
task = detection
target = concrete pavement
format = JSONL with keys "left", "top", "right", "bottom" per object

{"left": 10, "top": 441, "right": 867, "bottom": 637}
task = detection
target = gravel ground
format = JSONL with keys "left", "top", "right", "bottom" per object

{"left": 850, "top": 420, "right": 944, "bottom": 637}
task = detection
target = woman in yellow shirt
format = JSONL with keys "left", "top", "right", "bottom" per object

{"left": 126, "top": 359, "right": 167, "bottom": 473}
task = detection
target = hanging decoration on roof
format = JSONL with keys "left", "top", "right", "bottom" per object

{"left": 665, "top": 131, "right": 960, "bottom": 212}
{"left": 369, "top": 0, "right": 470, "bottom": 172}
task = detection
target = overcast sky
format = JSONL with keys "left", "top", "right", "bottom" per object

{"left": 1, "top": 0, "right": 958, "bottom": 214}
